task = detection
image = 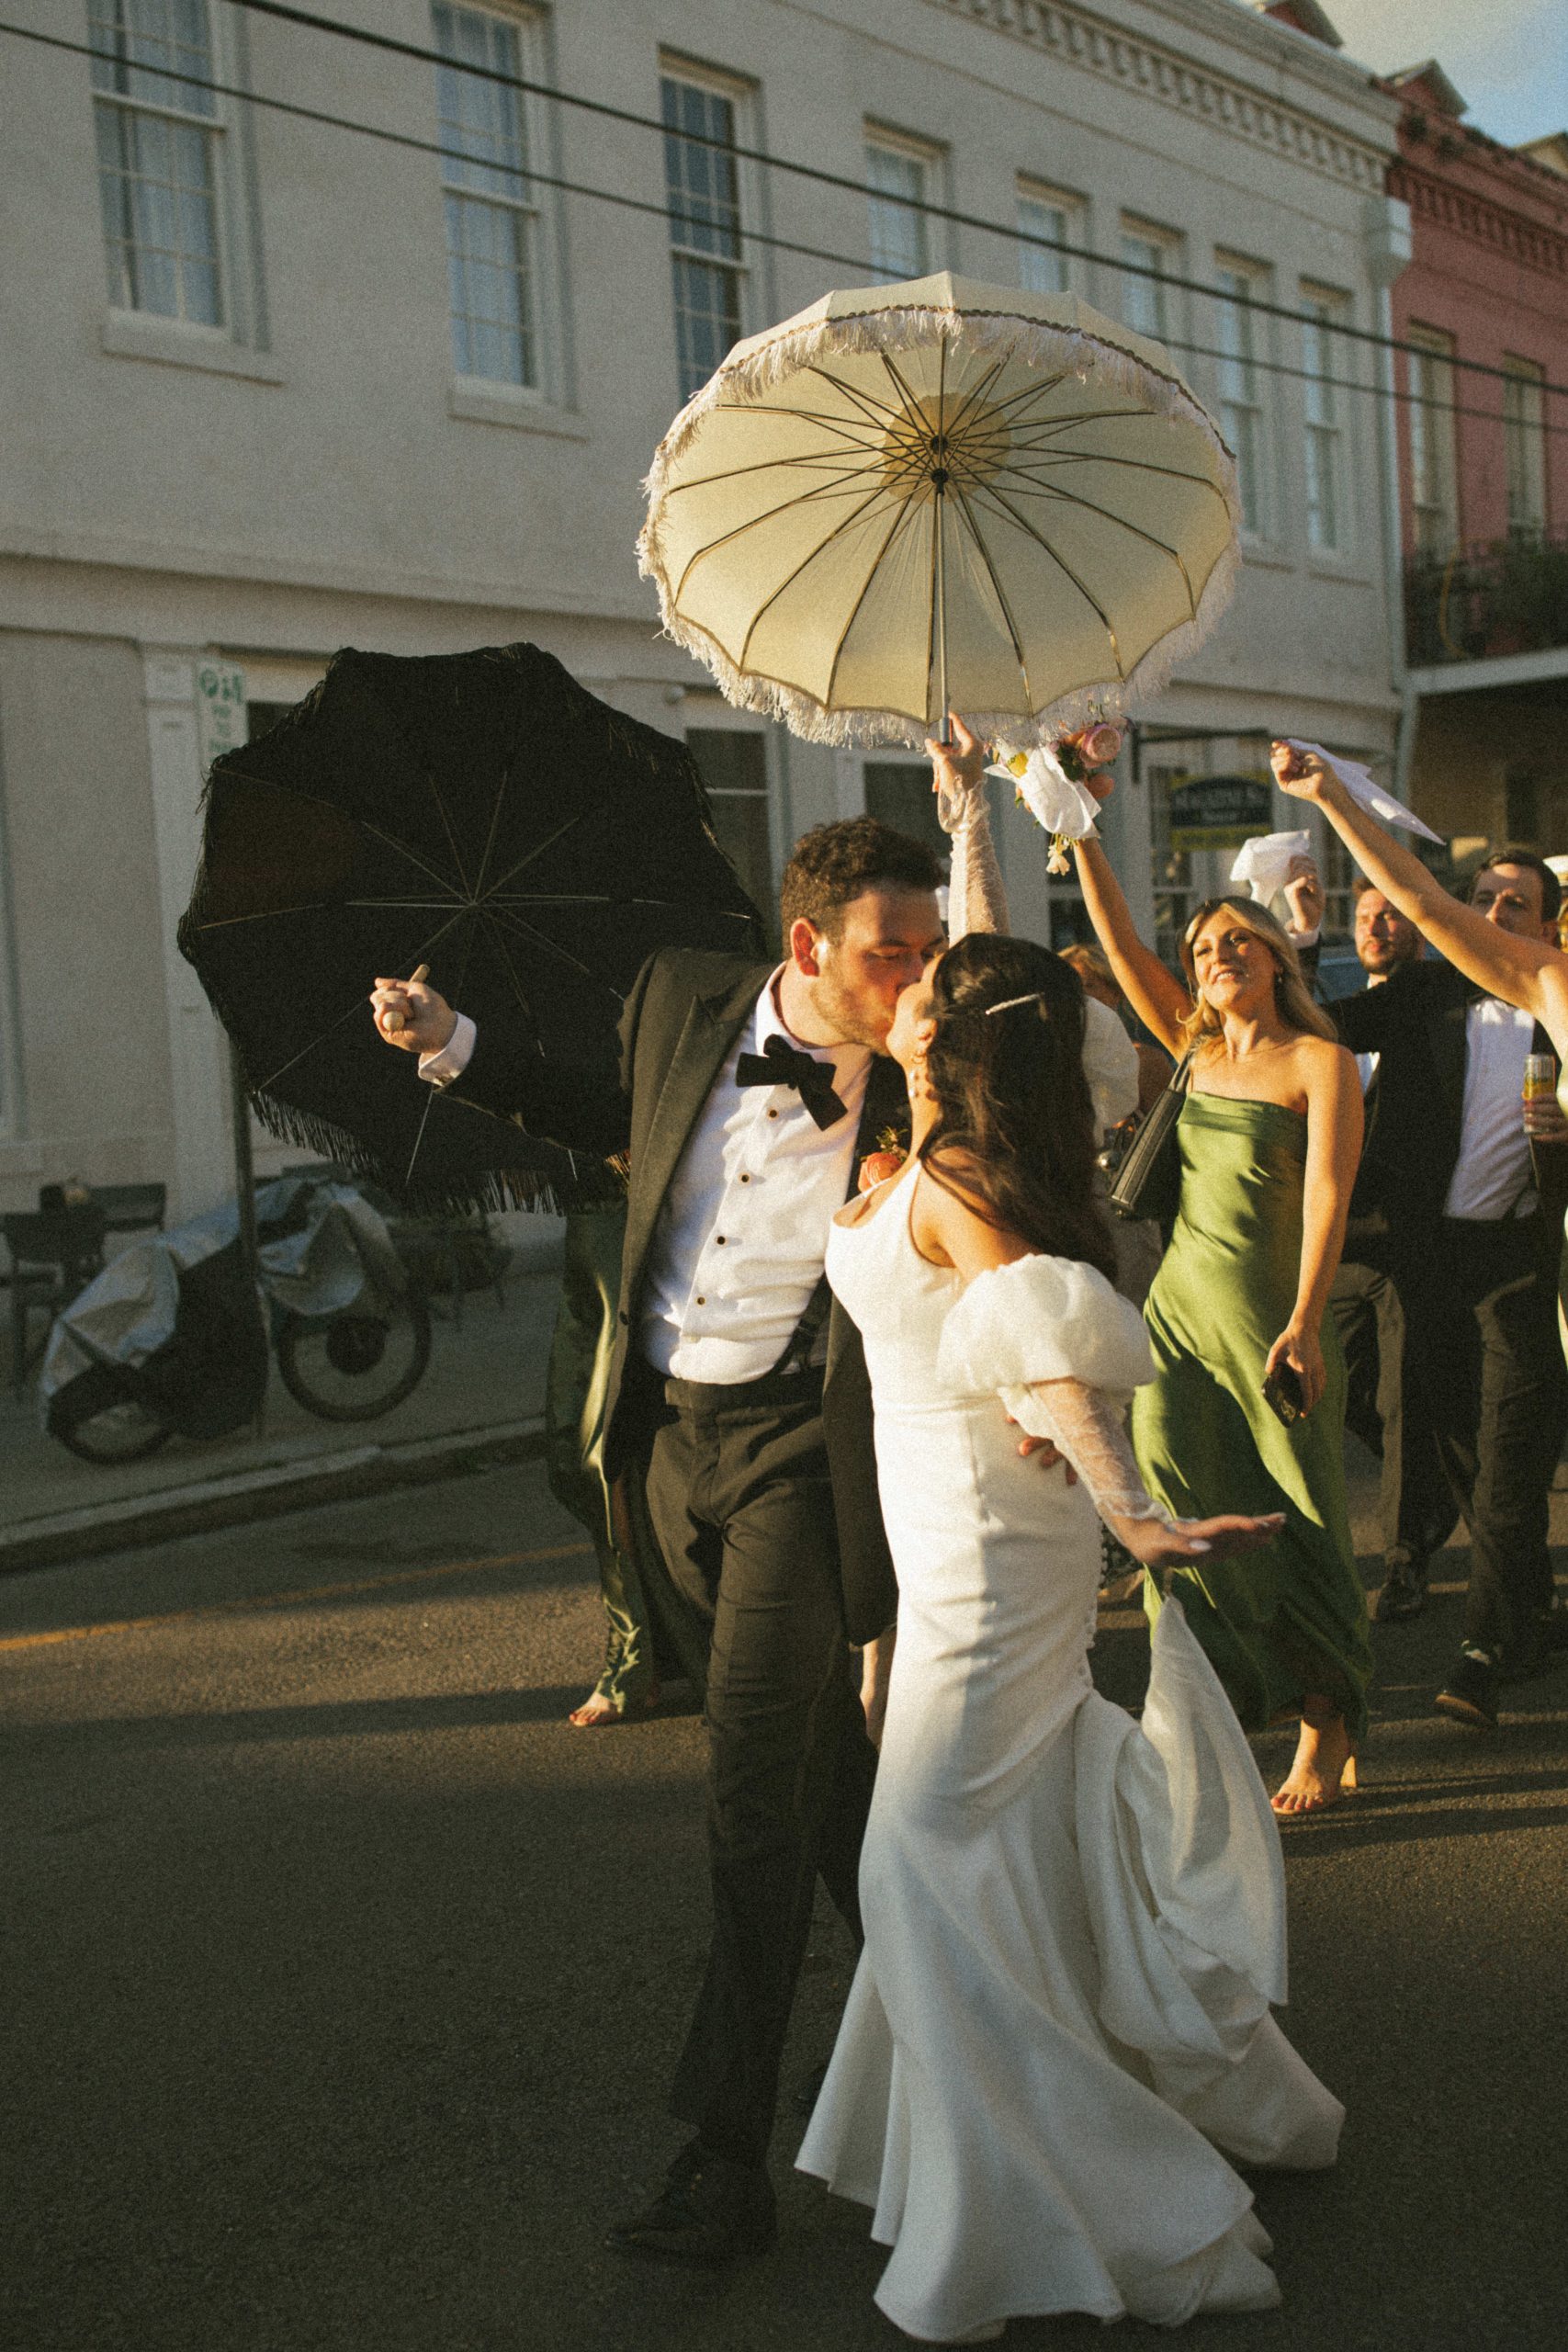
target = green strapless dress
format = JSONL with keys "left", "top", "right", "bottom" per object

{"left": 1132, "top": 1093, "right": 1372, "bottom": 1741}
{"left": 1557, "top": 1069, "right": 1568, "bottom": 1363}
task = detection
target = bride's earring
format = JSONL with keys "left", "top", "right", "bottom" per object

{"left": 908, "top": 1044, "right": 934, "bottom": 1104}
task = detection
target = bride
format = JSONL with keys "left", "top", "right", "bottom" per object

{"left": 797, "top": 926, "right": 1345, "bottom": 2344}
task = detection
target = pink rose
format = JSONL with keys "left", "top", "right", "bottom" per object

{"left": 1074, "top": 722, "right": 1124, "bottom": 769}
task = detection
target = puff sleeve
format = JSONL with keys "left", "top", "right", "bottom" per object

{"left": 937, "top": 1256, "right": 1176, "bottom": 1536}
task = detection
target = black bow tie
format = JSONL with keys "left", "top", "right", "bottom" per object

{"left": 735, "top": 1033, "right": 849, "bottom": 1130}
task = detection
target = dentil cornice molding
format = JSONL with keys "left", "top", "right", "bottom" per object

{"left": 919, "top": 0, "right": 1394, "bottom": 194}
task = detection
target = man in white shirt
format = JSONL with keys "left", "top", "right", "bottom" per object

{"left": 373, "top": 818, "right": 952, "bottom": 2263}
{"left": 1326, "top": 851, "right": 1568, "bottom": 1729}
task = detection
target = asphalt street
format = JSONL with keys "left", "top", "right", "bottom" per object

{"left": 3, "top": 1453, "right": 1565, "bottom": 2352}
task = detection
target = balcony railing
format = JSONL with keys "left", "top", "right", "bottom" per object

{"left": 1405, "top": 526, "right": 1568, "bottom": 667}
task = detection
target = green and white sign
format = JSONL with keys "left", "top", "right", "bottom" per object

{"left": 1167, "top": 770, "right": 1274, "bottom": 854}
{"left": 195, "top": 660, "right": 246, "bottom": 773}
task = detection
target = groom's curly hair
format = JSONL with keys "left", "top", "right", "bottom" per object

{"left": 779, "top": 818, "right": 942, "bottom": 945}
{"left": 919, "top": 933, "right": 1117, "bottom": 1284}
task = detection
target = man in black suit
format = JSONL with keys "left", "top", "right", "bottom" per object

{"left": 1327, "top": 850, "right": 1568, "bottom": 1729}
{"left": 373, "top": 818, "right": 953, "bottom": 2259}
{"left": 1322, "top": 882, "right": 1455, "bottom": 1622}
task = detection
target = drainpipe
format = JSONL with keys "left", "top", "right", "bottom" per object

{"left": 1363, "top": 195, "right": 1416, "bottom": 796}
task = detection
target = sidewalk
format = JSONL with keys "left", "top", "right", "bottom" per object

{"left": 0, "top": 1257, "right": 564, "bottom": 1575}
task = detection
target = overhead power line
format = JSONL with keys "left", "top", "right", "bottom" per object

{"left": 221, "top": 0, "right": 1568, "bottom": 407}
{"left": 9, "top": 14, "right": 1568, "bottom": 447}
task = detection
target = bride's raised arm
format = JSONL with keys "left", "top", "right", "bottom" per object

{"left": 927, "top": 714, "right": 1009, "bottom": 941}
{"left": 1274, "top": 742, "right": 1568, "bottom": 1050}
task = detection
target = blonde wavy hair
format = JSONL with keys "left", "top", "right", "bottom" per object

{"left": 1178, "top": 894, "right": 1336, "bottom": 1051}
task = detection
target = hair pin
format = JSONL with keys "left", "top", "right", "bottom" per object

{"left": 984, "top": 990, "right": 1047, "bottom": 1016}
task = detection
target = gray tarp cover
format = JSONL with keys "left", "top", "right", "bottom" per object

{"left": 38, "top": 1178, "right": 405, "bottom": 1426}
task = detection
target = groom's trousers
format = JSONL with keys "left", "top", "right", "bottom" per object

{"left": 641, "top": 1359, "right": 878, "bottom": 2166}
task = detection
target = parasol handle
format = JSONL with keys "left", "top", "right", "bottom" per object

{"left": 382, "top": 962, "right": 431, "bottom": 1036}
{"left": 933, "top": 482, "right": 953, "bottom": 748}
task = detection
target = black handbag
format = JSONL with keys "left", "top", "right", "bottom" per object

{"left": 1106, "top": 1047, "right": 1195, "bottom": 1225}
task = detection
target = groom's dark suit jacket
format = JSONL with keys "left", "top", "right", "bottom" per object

{"left": 453, "top": 948, "right": 905, "bottom": 1645}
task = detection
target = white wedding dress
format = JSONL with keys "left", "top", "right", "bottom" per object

{"left": 799, "top": 1161, "right": 1344, "bottom": 2345}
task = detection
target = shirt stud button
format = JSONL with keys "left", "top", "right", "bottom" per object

{"left": 716, "top": 1236, "right": 726, "bottom": 1245}
{"left": 696, "top": 1295, "right": 705, "bottom": 1306}
{"left": 767, "top": 1108, "right": 779, "bottom": 1119}
{"left": 739, "top": 1172, "right": 750, "bottom": 1183}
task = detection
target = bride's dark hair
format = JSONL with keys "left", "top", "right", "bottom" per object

{"left": 918, "top": 933, "right": 1117, "bottom": 1284}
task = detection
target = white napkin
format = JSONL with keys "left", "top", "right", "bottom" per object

{"left": 1230, "top": 829, "right": 1312, "bottom": 904}
{"left": 1284, "top": 741, "right": 1443, "bottom": 844}
{"left": 987, "top": 744, "right": 1100, "bottom": 873}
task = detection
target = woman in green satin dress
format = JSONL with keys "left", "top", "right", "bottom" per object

{"left": 1073, "top": 820, "right": 1371, "bottom": 1814}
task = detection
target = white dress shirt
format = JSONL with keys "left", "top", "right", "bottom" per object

{"left": 640, "top": 973, "right": 872, "bottom": 1381}
{"left": 420, "top": 974, "right": 873, "bottom": 1384}
{"left": 1442, "top": 998, "right": 1537, "bottom": 1221}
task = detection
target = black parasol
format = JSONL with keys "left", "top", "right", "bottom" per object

{"left": 178, "top": 642, "right": 765, "bottom": 1211}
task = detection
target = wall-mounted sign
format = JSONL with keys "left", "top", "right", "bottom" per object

{"left": 195, "top": 660, "right": 246, "bottom": 774}
{"left": 1167, "top": 770, "right": 1274, "bottom": 853}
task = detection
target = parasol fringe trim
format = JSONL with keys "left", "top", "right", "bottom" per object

{"left": 637, "top": 300, "right": 1242, "bottom": 750}
{"left": 640, "top": 533, "right": 1242, "bottom": 752}
{"left": 245, "top": 1090, "right": 626, "bottom": 1220}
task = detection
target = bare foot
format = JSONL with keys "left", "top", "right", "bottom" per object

{"left": 1271, "top": 1712, "right": 1357, "bottom": 1815}
{"left": 567, "top": 1683, "right": 660, "bottom": 1728}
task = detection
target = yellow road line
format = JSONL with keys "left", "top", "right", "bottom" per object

{"left": 0, "top": 1541, "right": 592, "bottom": 1655}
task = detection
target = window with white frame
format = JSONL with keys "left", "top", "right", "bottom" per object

{"left": 687, "top": 729, "right": 774, "bottom": 922}
{"left": 1405, "top": 325, "right": 1460, "bottom": 554}
{"left": 434, "top": 4, "right": 549, "bottom": 390}
{"left": 1016, "top": 180, "right": 1086, "bottom": 298}
{"left": 1214, "top": 257, "right": 1270, "bottom": 536}
{"left": 1503, "top": 356, "right": 1547, "bottom": 535}
{"left": 865, "top": 131, "right": 934, "bottom": 284}
{"left": 89, "top": 0, "right": 231, "bottom": 328}
{"left": 1118, "top": 221, "right": 1178, "bottom": 345}
{"left": 1301, "top": 286, "right": 1348, "bottom": 555}
{"left": 662, "top": 69, "right": 749, "bottom": 403}
{"left": 863, "top": 759, "right": 950, "bottom": 872}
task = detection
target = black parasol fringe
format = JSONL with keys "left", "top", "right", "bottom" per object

{"left": 245, "top": 1088, "right": 626, "bottom": 1221}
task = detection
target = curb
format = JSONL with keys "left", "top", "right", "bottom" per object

{"left": 0, "top": 1417, "right": 547, "bottom": 1577}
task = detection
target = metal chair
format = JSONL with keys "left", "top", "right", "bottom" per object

{"left": 3, "top": 1204, "right": 108, "bottom": 1394}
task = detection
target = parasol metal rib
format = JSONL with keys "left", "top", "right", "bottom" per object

{"left": 250, "top": 903, "right": 477, "bottom": 1095}
{"left": 932, "top": 354, "right": 1012, "bottom": 442}
{"left": 969, "top": 478, "right": 1128, "bottom": 683}
{"left": 801, "top": 363, "right": 909, "bottom": 432}
{"left": 947, "top": 477, "right": 1035, "bottom": 716}
{"left": 476, "top": 791, "right": 617, "bottom": 906}
{"left": 737, "top": 481, "right": 901, "bottom": 673}
{"left": 822, "top": 498, "right": 923, "bottom": 713}
{"left": 999, "top": 464, "right": 1199, "bottom": 556}
{"left": 671, "top": 463, "right": 901, "bottom": 612}
{"left": 704, "top": 398, "right": 890, "bottom": 451}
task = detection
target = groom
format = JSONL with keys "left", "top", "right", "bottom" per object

{"left": 372, "top": 816, "right": 945, "bottom": 2260}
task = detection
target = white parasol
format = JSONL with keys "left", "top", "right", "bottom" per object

{"left": 638, "top": 273, "right": 1241, "bottom": 749}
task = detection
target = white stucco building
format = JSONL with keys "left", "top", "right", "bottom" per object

{"left": 1, "top": 0, "right": 1406, "bottom": 1216}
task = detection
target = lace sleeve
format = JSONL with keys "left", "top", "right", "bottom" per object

{"left": 938, "top": 775, "right": 1009, "bottom": 941}
{"left": 1004, "top": 1377, "right": 1178, "bottom": 1534}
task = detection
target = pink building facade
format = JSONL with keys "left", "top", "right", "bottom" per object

{"left": 1259, "top": 6, "right": 1568, "bottom": 851}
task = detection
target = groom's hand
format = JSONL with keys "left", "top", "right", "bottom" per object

{"left": 1010, "top": 1421, "right": 1077, "bottom": 1484}
{"left": 370, "top": 975, "right": 457, "bottom": 1057}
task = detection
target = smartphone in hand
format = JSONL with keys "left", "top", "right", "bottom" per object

{"left": 1262, "top": 1362, "right": 1305, "bottom": 1426}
